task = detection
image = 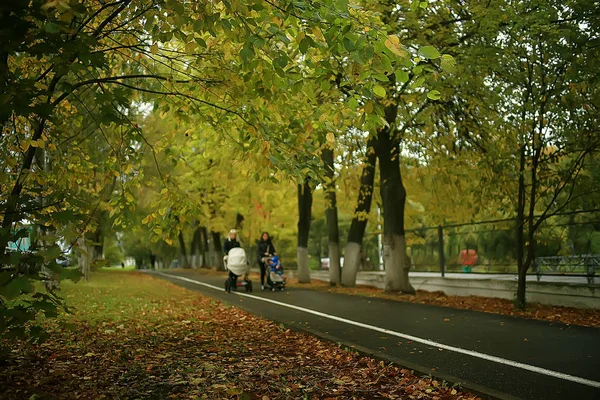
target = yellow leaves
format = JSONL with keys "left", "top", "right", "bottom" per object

{"left": 311, "top": 27, "right": 325, "bottom": 43}
{"left": 326, "top": 132, "right": 335, "bottom": 145}
{"left": 296, "top": 31, "right": 305, "bottom": 44}
{"left": 35, "top": 174, "right": 47, "bottom": 186}
{"left": 184, "top": 42, "right": 196, "bottom": 54}
{"left": 165, "top": 237, "right": 173, "bottom": 246}
{"left": 271, "top": 16, "right": 283, "bottom": 27}
{"left": 364, "top": 101, "right": 374, "bottom": 114}
{"left": 222, "top": 42, "right": 234, "bottom": 61}
{"left": 386, "top": 34, "right": 400, "bottom": 46}
{"left": 262, "top": 140, "right": 271, "bottom": 155}
{"left": 333, "top": 113, "right": 341, "bottom": 126}
{"left": 19, "top": 139, "right": 46, "bottom": 151}
{"left": 384, "top": 35, "right": 408, "bottom": 58}
{"left": 41, "top": 0, "right": 59, "bottom": 10}
{"left": 41, "top": 0, "right": 70, "bottom": 11}
{"left": 150, "top": 43, "right": 159, "bottom": 55}
{"left": 142, "top": 215, "right": 153, "bottom": 225}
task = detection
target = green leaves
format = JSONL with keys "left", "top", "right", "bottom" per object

{"left": 44, "top": 22, "right": 62, "bottom": 34}
{"left": 418, "top": 46, "right": 441, "bottom": 59}
{"left": 440, "top": 54, "right": 457, "bottom": 73}
{"left": 0, "top": 276, "right": 34, "bottom": 300}
{"left": 395, "top": 70, "right": 409, "bottom": 84}
{"left": 373, "top": 85, "right": 386, "bottom": 98}
{"left": 427, "top": 90, "right": 441, "bottom": 100}
{"left": 240, "top": 44, "right": 255, "bottom": 62}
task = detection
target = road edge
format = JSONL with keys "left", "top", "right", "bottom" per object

{"left": 148, "top": 271, "right": 521, "bottom": 400}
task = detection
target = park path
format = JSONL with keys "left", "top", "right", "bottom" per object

{"left": 149, "top": 270, "right": 600, "bottom": 400}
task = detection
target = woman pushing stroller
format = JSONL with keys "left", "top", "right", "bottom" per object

{"left": 223, "top": 229, "right": 252, "bottom": 293}
{"left": 257, "top": 232, "right": 276, "bottom": 291}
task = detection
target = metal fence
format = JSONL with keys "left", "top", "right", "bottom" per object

{"left": 405, "top": 211, "right": 600, "bottom": 281}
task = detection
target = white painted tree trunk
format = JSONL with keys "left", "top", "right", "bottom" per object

{"left": 77, "top": 237, "right": 92, "bottom": 281}
{"left": 342, "top": 242, "right": 361, "bottom": 287}
{"left": 383, "top": 234, "right": 415, "bottom": 293}
{"left": 328, "top": 242, "right": 341, "bottom": 285}
{"left": 297, "top": 246, "right": 311, "bottom": 283}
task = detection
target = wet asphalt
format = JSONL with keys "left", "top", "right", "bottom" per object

{"left": 149, "top": 270, "right": 600, "bottom": 400}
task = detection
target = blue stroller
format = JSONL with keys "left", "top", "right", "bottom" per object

{"left": 266, "top": 255, "right": 286, "bottom": 291}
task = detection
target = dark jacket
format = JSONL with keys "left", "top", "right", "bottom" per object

{"left": 223, "top": 238, "right": 240, "bottom": 255}
{"left": 257, "top": 239, "right": 276, "bottom": 261}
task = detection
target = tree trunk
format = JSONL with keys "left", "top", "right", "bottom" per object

{"left": 321, "top": 147, "right": 341, "bottom": 285}
{"left": 91, "top": 227, "right": 104, "bottom": 265}
{"left": 190, "top": 225, "right": 202, "bottom": 268}
{"left": 342, "top": 134, "right": 377, "bottom": 287}
{"left": 77, "top": 236, "right": 92, "bottom": 281}
{"left": 178, "top": 230, "right": 190, "bottom": 268}
{"left": 515, "top": 127, "right": 528, "bottom": 308}
{"left": 236, "top": 213, "right": 244, "bottom": 230}
{"left": 211, "top": 230, "right": 225, "bottom": 271}
{"left": 201, "top": 226, "right": 210, "bottom": 268}
{"left": 376, "top": 105, "right": 415, "bottom": 294}
{"left": 297, "top": 179, "right": 312, "bottom": 283}
{"left": 0, "top": 51, "right": 9, "bottom": 129}
{"left": 2, "top": 111, "right": 50, "bottom": 235}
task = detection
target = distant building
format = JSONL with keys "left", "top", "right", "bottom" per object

{"left": 6, "top": 225, "right": 32, "bottom": 252}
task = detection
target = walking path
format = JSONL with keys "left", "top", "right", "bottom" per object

{"left": 150, "top": 270, "right": 600, "bottom": 400}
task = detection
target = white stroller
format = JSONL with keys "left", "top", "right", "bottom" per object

{"left": 224, "top": 247, "right": 252, "bottom": 293}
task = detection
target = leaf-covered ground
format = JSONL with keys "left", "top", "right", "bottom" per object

{"left": 1, "top": 271, "right": 478, "bottom": 400}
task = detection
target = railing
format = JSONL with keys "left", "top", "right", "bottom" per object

{"left": 402, "top": 210, "right": 600, "bottom": 283}
{"left": 534, "top": 254, "right": 600, "bottom": 284}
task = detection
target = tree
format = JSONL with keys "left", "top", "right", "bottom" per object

{"left": 342, "top": 134, "right": 377, "bottom": 286}
{"left": 2, "top": 0, "right": 457, "bottom": 345}
{"left": 430, "top": 0, "right": 600, "bottom": 307}
{"left": 297, "top": 179, "right": 313, "bottom": 283}
{"left": 321, "top": 145, "right": 342, "bottom": 285}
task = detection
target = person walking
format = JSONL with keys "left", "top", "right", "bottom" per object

{"left": 223, "top": 229, "right": 241, "bottom": 288}
{"left": 257, "top": 232, "right": 276, "bottom": 290}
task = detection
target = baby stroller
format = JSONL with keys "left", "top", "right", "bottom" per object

{"left": 224, "top": 247, "right": 252, "bottom": 293}
{"left": 266, "top": 255, "right": 286, "bottom": 291}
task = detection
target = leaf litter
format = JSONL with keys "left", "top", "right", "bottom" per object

{"left": 0, "top": 271, "right": 479, "bottom": 400}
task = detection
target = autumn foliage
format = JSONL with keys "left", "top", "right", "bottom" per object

{"left": 0, "top": 271, "right": 478, "bottom": 399}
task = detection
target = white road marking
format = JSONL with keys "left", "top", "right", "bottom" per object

{"left": 154, "top": 272, "right": 600, "bottom": 389}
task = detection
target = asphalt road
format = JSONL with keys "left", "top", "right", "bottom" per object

{"left": 149, "top": 270, "right": 600, "bottom": 400}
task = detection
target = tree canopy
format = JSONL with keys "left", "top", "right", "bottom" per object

{"left": 1, "top": 0, "right": 599, "bottom": 342}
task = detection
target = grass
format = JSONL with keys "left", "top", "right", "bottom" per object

{"left": 99, "top": 264, "right": 137, "bottom": 272}
{"left": 1, "top": 270, "right": 479, "bottom": 400}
